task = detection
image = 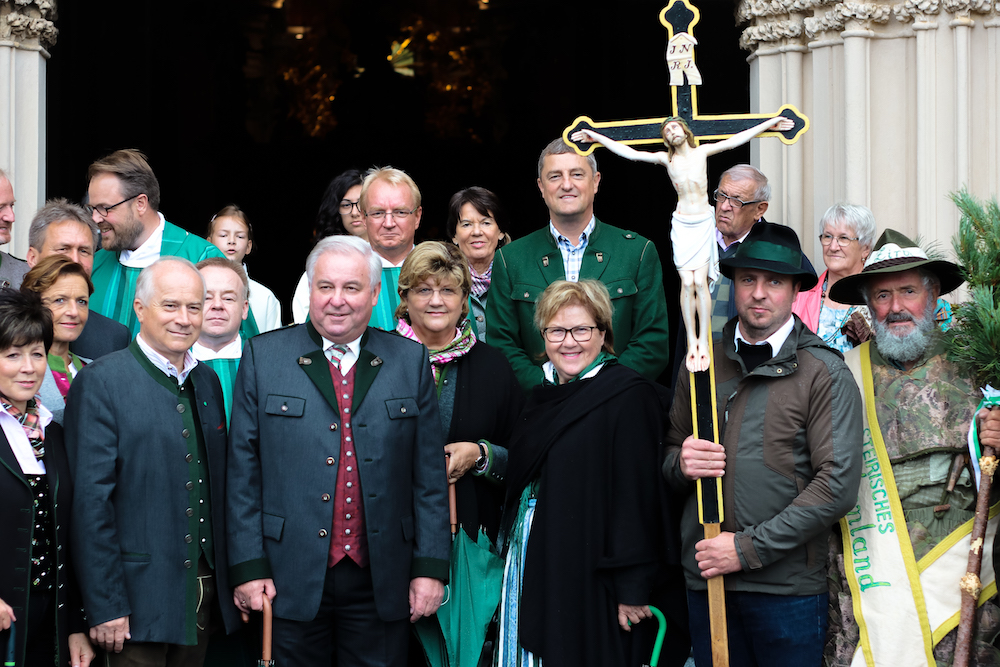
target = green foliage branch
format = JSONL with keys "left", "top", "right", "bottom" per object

{"left": 946, "top": 189, "right": 1000, "bottom": 389}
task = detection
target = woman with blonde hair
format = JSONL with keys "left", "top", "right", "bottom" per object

{"left": 497, "top": 279, "right": 670, "bottom": 667}
{"left": 395, "top": 240, "right": 523, "bottom": 543}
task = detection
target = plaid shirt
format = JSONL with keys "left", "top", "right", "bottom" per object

{"left": 549, "top": 217, "right": 596, "bottom": 282}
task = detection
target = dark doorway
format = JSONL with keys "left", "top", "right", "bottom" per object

{"left": 47, "top": 0, "right": 751, "bottom": 342}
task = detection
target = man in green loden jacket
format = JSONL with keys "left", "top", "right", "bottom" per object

{"left": 487, "top": 138, "right": 671, "bottom": 391}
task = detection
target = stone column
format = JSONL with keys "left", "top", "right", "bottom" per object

{"left": 0, "top": 0, "right": 57, "bottom": 258}
{"left": 911, "top": 9, "right": 939, "bottom": 243}
{"left": 987, "top": 12, "right": 1000, "bottom": 190}
{"left": 739, "top": 0, "right": 999, "bottom": 277}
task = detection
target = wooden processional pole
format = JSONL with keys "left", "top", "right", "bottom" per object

{"left": 690, "top": 339, "right": 729, "bottom": 666}
{"left": 561, "top": 2, "right": 809, "bottom": 664}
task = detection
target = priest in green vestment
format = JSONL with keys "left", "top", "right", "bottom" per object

{"left": 191, "top": 258, "right": 249, "bottom": 424}
{"left": 358, "top": 167, "right": 422, "bottom": 330}
{"left": 86, "top": 149, "right": 259, "bottom": 341}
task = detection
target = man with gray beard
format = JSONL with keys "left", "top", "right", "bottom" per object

{"left": 822, "top": 229, "right": 1000, "bottom": 666}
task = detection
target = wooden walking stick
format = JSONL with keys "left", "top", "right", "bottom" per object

{"left": 260, "top": 595, "right": 274, "bottom": 666}
{"left": 946, "top": 189, "right": 1000, "bottom": 667}
{"left": 691, "top": 338, "right": 729, "bottom": 667}
{"left": 954, "top": 437, "right": 997, "bottom": 667}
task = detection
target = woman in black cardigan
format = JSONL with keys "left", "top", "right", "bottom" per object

{"left": 0, "top": 289, "right": 93, "bottom": 666}
{"left": 393, "top": 241, "right": 523, "bottom": 542}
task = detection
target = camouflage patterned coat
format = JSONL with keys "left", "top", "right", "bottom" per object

{"left": 825, "top": 336, "right": 1000, "bottom": 667}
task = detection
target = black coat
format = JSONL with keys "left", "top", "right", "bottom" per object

{"left": 0, "top": 422, "right": 86, "bottom": 665}
{"left": 503, "top": 364, "right": 670, "bottom": 667}
{"left": 69, "top": 311, "right": 130, "bottom": 361}
{"left": 446, "top": 341, "right": 524, "bottom": 542}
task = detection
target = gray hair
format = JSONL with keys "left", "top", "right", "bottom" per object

{"left": 0, "top": 168, "right": 9, "bottom": 186}
{"left": 306, "top": 235, "right": 381, "bottom": 292}
{"left": 537, "top": 138, "right": 598, "bottom": 179}
{"left": 28, "top": 198, "right": 101, "bottom": 252}
{"left": 821, "top": 203, "right": 877, "bottom": 249}
{"left": 135, "top": 257, "right": 205, "bottom": 306}
{"left": 862, "top": 266, "right": 941, "bottom": 307}
{"left": 719, "top": 164, "right": 770, "bottom": 202}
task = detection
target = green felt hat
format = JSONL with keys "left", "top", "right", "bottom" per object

{"left": 718, "top": 221, "right": 818, "bottom": 291}
{"left": 828, "top": 228, "right": 966, "bottom": 305}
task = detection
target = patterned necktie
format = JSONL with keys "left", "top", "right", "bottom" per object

{"left": 326, "top": 344, "right": 349, "bottom": 369}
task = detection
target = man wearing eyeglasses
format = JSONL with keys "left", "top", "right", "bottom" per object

{"left": 711, "top": 164, "right": 776, "bottom": 336}
{"left": 0, "top": 169, "right": 30, "bottom": 288}
{"left": 86, "top": 149, "right": 259, "bottom": 340}
{"left": 358, "top": 166, "right": 422, "bottom": 330}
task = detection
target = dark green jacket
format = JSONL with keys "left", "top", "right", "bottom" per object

{"left": 486, "top": 219, "right": 671, "bottom": 391}
{"left": 664, "top": 317, "right": 863, "bottom": 595}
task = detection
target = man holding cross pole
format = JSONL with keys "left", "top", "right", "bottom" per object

{"left": 662, "top": 222, "right": 862, "bottom": 667}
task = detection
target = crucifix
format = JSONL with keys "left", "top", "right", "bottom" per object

{"left": 562, "top": 2, "right": 809, "bottom": 665}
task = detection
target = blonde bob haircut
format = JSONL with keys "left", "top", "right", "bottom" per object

{"left": 533, "top": 279, "right": 615, "bottom": 354}
{"left": 395, "top": 241, "right": 472, "bottom": 323}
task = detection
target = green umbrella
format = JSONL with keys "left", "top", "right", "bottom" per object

{"left": 415, "top": 485, "right": 505, "bottom": 667}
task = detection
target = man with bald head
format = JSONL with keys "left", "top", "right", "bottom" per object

{"left": 0, "top": 168, "right": 31, "bottom": 288}
{"left": 26, "top": 198, "right": 130, "bottom": 360}
{"left": 65, "top": 257, "right": 239, "bottom": 666}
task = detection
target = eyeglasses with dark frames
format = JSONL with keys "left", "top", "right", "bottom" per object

{"left": 542, "top": 325, "right": 599, "bottom": 343}
{"left": 88, "top": 194, "right": 140, "bottom": 218}
{"left": 713, "top": 189, "right": 762, "bottom": 210}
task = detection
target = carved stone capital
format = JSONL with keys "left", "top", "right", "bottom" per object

{"left": 941, "top": 0, "right": 997, "bottom": 13}
{"left": 738, "top": 0, "right": 835, "bottom": 21}
{"left": 1, "top": 0, "right": 58, "bottom": 49}
{"left": 740, "top": 18, "right": 806, "bottom": 49}
{"left": 801, "top": 2, "right": 891, "bottom": 38}
{"left": 893, "top": 0, "right": 941, "bottom": 22}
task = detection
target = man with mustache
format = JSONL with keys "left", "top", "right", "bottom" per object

{"left": 824, "top": 229, "right": 1000, "bottom": 666}
{"left": 86, "top": 149, "right": 257, "bottom": 340}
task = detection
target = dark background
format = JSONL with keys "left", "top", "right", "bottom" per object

{"left": 46, "top": 0, "right": 751, "bottom": 331}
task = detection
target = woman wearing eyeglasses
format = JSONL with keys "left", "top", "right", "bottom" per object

{"left": 497, "top": 279, "right": 672, "bottom": 667}
{"left": 394, "top": 241, "right": 523, "bottom": 544}
{"left": 792, "top": 204, "right": 875, "bottom": 352}
{"left": 292, "top": 169, "right": 365, "bottom": 323}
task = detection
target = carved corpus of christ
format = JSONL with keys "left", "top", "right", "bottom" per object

{"left": 571, "top": 114, "right": 793, "bottom": 372}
